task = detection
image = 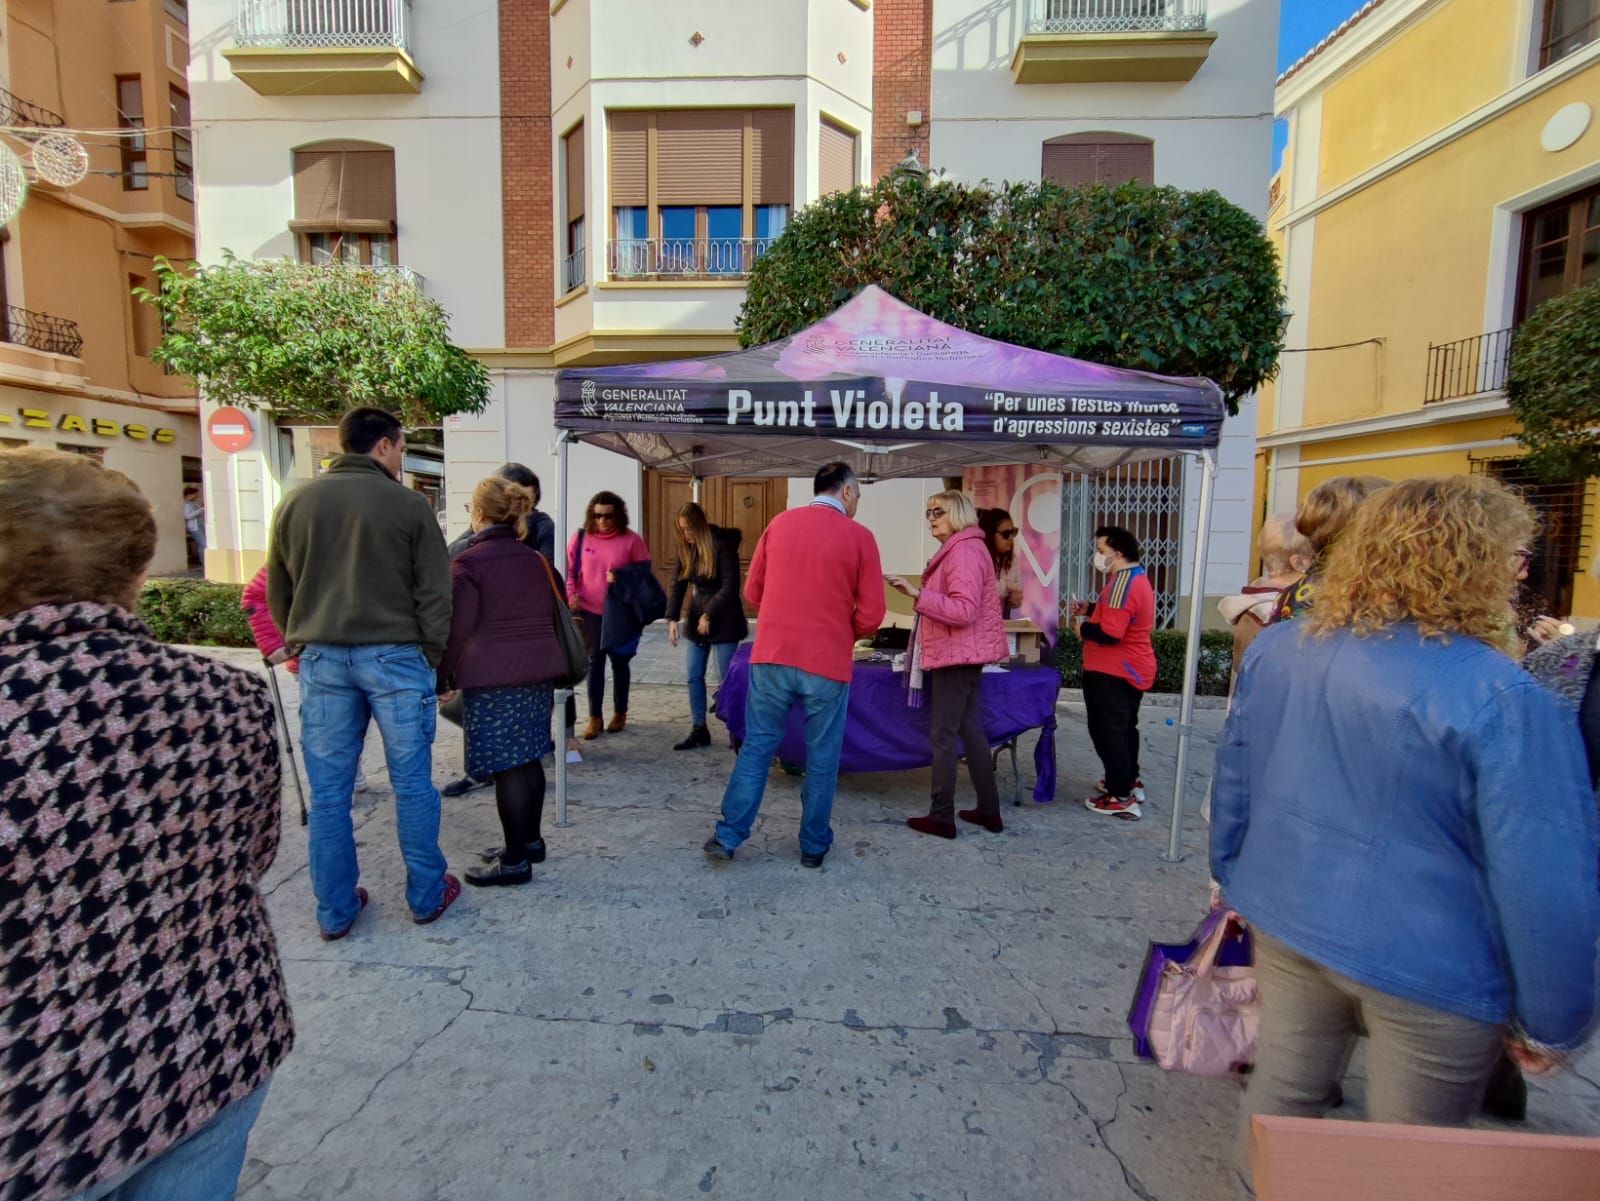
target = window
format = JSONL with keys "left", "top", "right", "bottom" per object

{"left": 1517, "top": 183, "right": 1600, "bottom": 320}
{"left": 1540, "top": 0, "right": 1600, "bottom": 69}
{"left": 169, "top": 86, "right": 193, "bottom": 203}
{"left": 819, "top": 118, "right": 858, "bottom": 197}
{"left": 164, "top": 0, "right": 188, "bottom": 22}
{"left": 129, "top": 274, "right": 162, "bottom": 357}
{"left": 116, "top": 76, "right": 147, "bottom": 191}
{"left": 562, "top": 123, "right": 585, "bottom": 291}
{"left": 607, "top": 109, "right": 793, "bottom": 277}
{"left": 291, "top": 141, "right": 398, "bottom": 267}
{"left": 1042, "top": 133, "right": 1154, "bottom": 187}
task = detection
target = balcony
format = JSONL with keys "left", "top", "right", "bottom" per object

{"left": 1424, "top": 328, "right": 1514, "bottom": 404}
{"left": 563, "top": 249, "right": 586, "bottom": 294}
{"left": 1012, "top": 0, "right": 1216, "bottom": 84}
{"left": 2, "top": 305, "right": 83, "bottom": 358}
{"left": 0, "top": 86, "right": 64, "bottom": 130}
{"left": 606, "top": 238, "right": 779, "bottom": 282}
{"left": 224, "top": 0, "right": 423, "bottom": 96}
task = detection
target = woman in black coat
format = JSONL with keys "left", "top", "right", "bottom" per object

{"left": 438, "top": 476, "right": 569, "bottom": 887}
{"left": 667, "top": 502, "right": 748, "bottom": 749}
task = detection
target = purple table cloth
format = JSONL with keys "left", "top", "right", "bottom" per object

{"left": 714, "top": 644, "right": 1061, "bottom": 803}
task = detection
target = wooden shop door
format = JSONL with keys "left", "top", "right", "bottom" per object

{"left": 643, "top": 471, "right": 788, "bottom": 617}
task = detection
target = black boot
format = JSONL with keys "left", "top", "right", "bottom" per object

{"left": 464, "top": 854, "right": 532, "bottom": 888}
{"left": 480, "top": 838, "right": 546, "bottom": 864}
{"left": 674, "top": 724, "right": 712, "bottom": 751}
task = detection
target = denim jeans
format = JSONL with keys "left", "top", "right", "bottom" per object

{"left": 715, "top": 663, "right": 849, "bottom": 858}
{"left": 685, "top": 639, "right": 737, "bottom": 725}
{"left": 299, "top": 643, "right": 449, "bottom": 931}
{"left": 63, "top": 1083, "right": 269, "bottom": 1201}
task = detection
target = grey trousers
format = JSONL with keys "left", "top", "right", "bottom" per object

{"left": 1238, "top": 933, "right": 1504, "bottom": 1190}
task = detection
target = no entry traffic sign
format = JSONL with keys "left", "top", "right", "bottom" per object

{"left": 207, "top": 407, "right": 254, "bottom": 454}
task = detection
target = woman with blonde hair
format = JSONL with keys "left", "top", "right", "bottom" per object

{"left": 1273, "top": 474, "right": 1391, "bottom": 622}
{"left": 1213, "top": 475, "right": 1600, "bottom": 1187}
{"left": 667, "top": 501, "right": 748, "bottom": 750}
{"left": 887, "top": 490, "right": 1008, "bottom": 839}
{"left": 439, "top": 475, "right": 569, "bottom": 887}
{"left": 1219, "top": 513, "right": 1313, "bottom": 665}
{"left": 1, "top": 448, "right": 290, "bottom": 1200}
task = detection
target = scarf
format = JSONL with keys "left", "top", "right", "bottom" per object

{"left": 905, "top": 615, "right": 927, "bottom": 709}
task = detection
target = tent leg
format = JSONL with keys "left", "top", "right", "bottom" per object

{"left": 692, "top": 476, "right": 702, "bottom": 503}
{"left": 555, "top": 430, "right": 573, "bottom": 829}
{"left": 1164, "top": 450, "right": 1217, "bottom": 863}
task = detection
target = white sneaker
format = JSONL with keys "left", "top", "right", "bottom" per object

{"left": 566, "top": 748, "right": 583, "bottom": 765}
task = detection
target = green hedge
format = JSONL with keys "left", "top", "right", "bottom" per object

{"left": 1054, "top": 628, "right": 1233, "bottom": 696}
{"left": 137, "top": 578, "right": 253, "bottom": 648}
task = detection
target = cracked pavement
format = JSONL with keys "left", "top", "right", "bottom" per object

{"left": 191, "top": 643, "right": 1600, "bottom": 1201}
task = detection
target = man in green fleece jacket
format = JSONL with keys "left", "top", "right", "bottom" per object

{"left": 267, "top": 407, "right": 459, "bottom": 939}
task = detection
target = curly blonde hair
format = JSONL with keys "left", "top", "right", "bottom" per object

{"left": 1307, "top": 475, "right": 1533, "bottom": 648}
{"left": 471, "top": 475, "right": 535, "bottom": 540}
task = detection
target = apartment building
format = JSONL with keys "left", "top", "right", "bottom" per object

{"left": 191, "top": 0, "right": 1278, "bottom": 611}
{"left": 0, "top": 0, "right": 200, "bottom": 574}
{"left": 1265, "top": 0, "right": 1600, "bottom": 618}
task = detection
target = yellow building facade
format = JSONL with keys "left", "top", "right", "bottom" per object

{"left": 1264, "top": 0, "right": 1600, "bottom": 618}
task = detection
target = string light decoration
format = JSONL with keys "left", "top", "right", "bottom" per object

{"left": 30, "top": 132, "right": 89, "bottom": 187}
{"left": 0, "top": 143, "right": 28, "bottom": 227}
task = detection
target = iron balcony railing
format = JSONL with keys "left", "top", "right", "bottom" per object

{"left": 607, "top": 237, "right": 779, "bottom": 280}
{"left": 1027, "top": 0, "right": 1207, "bottom": 34}
{"left": 563, "top": 250, "right": 586, "bottom": 292}
{"left": 234, "top": 0, "right": 412, "bottom": 51}
{"left": 2, "top": 305, "right": 84, "bottom": 357}
{"left": 0, "top": 85, "right": 64, "bottom": 130}
{"left": 1424, "top": 327, "right": 1514, "bottom": 403}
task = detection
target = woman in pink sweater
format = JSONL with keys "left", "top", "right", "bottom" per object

{"left": 566, "top": 490, "right": 651, "bottom": 739}
{"left": 887, "top": 490, "right": 1009, "bottom": 839}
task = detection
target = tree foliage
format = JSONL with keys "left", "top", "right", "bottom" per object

{"left": 1507, "top": 281, "right": 1600, "bottom": 482}
{"left": 137, "top": 254, "right": 490, "bottom": 426}
{"left": 739, "top": 174, "right": 1286, "bottom": 415}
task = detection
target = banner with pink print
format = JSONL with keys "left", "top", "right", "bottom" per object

{"left": 963, "top": 465, "right": 1061, "bottom": 646}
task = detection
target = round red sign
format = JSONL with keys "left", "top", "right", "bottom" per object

{"left": 207, "top": 406, "right": 254, "bottom": 454}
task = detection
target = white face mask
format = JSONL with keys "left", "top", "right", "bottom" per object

{"left": 1092, "top": 551, "right": 1110, "bottom": 573}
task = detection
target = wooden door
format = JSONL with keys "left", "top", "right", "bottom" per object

{"left": 643, "top": 471, "right": 789, "bottom": 617}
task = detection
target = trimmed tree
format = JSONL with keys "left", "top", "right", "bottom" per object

{"left": 738, "top": 174, "right": 1286, "bottom": 415}
{"left": 1507, "top": 280, "right": 1600, "bottom": 482}
{"left": 137, "top": 254, "right": 490, "bottom": 426}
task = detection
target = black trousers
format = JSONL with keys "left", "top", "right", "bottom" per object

{"left": 1082, "top": 670, "right": 1143, "bottom": 797}
{"left": 928, "top": 664, "right": 1000, "bottom": 824}
{"left": 578, "top": 609, "right": 632, "bottom": 719}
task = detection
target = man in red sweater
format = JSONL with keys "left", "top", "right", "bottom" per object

{"left": 705, "top": 462, "right": 885, "bottom": 867}
{"left": 1070, "top": 525, "right": 1157, "bottom": 821}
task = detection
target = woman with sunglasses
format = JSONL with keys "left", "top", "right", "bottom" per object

{"left": 886, "top": 491, "right": 1008, "bottom": 839}
{"left": 567, "top": 491, "right": 652, "bottom": 739}
{"left": 978, "top": 507, "right": 1024, "bottom": 617}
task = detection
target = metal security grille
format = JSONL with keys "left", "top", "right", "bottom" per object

{"left": 1060, "top": 456, "right": 1186, "bottom": 631}
{"left": 1471, "top": 454, "right": 1596, "bottom": 619}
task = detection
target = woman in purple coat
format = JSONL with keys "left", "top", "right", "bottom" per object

{"left": 438, "top": 476, "right": 569, "bottom": 888}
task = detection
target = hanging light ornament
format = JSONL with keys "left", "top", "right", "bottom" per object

{"left": 0, "top": 143, "right": 28, "bottom": 227}
{"left": 31, "top": 132, "right": 89, "bottom": 187}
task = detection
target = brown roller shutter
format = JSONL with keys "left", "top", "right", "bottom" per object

{"left": 609, "top": 112, "right": 647, "bottom": 206}
{"left": 1095, "top": 141, "right": 1153, "bottom": 185}
{"left": 293, "top": 149, "right": 343, "bottom": 222}
{"left": 292, "top": 144, "right": 395, "bottom": 228}
{"left": 564, "top": 124, "right": 584, "bottom": 221}
{"left": 656, "top": 110, "right": 743, "bottom": 205}
{"left": 819, "top": 119, "right": 857, "bottom": 196}
{"left": 751, "top": 110, "right": 793, "bottom": 205}
{"left": 338, "top": 148, "right": 397, "bottom": 222}
{"left": 1043, "top": 134, "right": 1153, "bottom": 187}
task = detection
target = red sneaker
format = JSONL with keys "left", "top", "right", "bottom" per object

{"left": 1096, "top": 778, "right": 1147, "bottom": 802}
{"left": 1083, "top": 794, "right": 1142, "bottom": 821}
{"left": 414, "top": 873, "right": 462, "bottom": 925}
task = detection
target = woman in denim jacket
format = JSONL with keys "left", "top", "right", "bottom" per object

{"left": 1213, "top": 476, "right": 1600, "bottom": 1189}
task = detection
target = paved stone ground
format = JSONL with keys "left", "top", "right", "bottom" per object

{"left": 199, "top": 631, "right": 1600, "bottom": 1201}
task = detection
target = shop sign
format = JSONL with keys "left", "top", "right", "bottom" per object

{"left": 0, "top": 406, "right": 177, "bottom": 444}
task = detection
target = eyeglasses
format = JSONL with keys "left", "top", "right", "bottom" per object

{"left": 996, "top": 529, "right": 1018, "bottom": 540}
{"left": 1514, "top": 548, "right": 1533, "bottom": 562}
{"left": 593, "top": 509, "right": 617, "bottom": 521}
{"left": 925, "top": 507, "right": 947, "bottom": 520}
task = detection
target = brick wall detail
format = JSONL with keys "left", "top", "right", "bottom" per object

{"left": 872, "top": 0, "right": 932, "bottom": 180}
{"left": 500, "top": 0, "right": 553, "bottom": 349}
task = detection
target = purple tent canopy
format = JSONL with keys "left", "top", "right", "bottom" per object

{"left": 553, "top": 286, "right": 1224, "bottom": 480}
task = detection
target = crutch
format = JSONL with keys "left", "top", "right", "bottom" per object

{"left": 262, "top": 660, "right": 309, "bottom": 826}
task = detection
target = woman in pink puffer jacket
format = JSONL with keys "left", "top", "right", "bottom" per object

{"left": 887, "top": 490, "right": 1009, "bottom": 840}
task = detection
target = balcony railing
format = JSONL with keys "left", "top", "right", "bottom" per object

{"left": 1424, "top": 327, "right": 1514, "bottom": 403}
{"left": 1026, "top": 0, "right": 1207, "bottom": 34}
{"left": 1, "top": 305, "right": 84, "bottom": 357}
{"left": 0, "top": 85, "right": 64, "bottom": 130}
{"left": 234, "top": 0, "right": 412, "bottom": 51}
{"left": 607, "top": 238, "right": 779, "bottom": 280}
{"left": 563, "top": 250, "right": 586, "bottom": 293}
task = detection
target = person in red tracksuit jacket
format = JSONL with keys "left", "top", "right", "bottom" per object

{"left": 1070, "top": 525, "right": 1156, "bottom": 821}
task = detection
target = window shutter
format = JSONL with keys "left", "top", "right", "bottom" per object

{"left": 1041, "top": 142, "right": 1094, "bottom": 187}
{"left": 819, "top": 119, "right": 857, "bottom": 196}
{"left": 564, "top": 124, "right": 584, "bottom": 222}
{"left": 751, "top": 110, "right": 793, "bottom": 205}
{"left": 293, "top": 149, "right": 344, "bottom": 222}
{"left": 609, "top": 112, "right": 647, "bottom": 207}
{"left": 293, "top": 144, "right": 395, "bottom": 229}
{"left": 337, "top": 148, "right": 396, "bottom": 224}
{"left": 1096, "top": 141, "right": 1153, "bottom": 185}
{"left": 1042, "top": 134, "right": 1153, "bottom": 187}
{"left": 656, "top": 110, "right": 743, "bottom": 205}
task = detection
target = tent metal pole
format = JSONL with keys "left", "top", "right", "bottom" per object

{"left": 692, "top": 477, "right": 702, "bottom": 503}
{"left": 555, "top": 430, "right": 572, "bottom": 829}
{"left": 1164, "top": 449, "right": 1217, "bottom": 863}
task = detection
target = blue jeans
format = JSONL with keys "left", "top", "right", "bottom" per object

{"left": 715, "top": 663, "right": 849, "bottom": 858}
{"left": 64, "top": 1083, "right": 269, "bottom": 1201}
{"left": 299, "top": 643, "right": 449, "bottom": 931}
{"left": 686, "top": 639, "right": 738, "bottom": 725}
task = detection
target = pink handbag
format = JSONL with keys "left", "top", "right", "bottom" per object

{"left": 1144, "top": 910, "right": 1259, "bottom": 1077}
